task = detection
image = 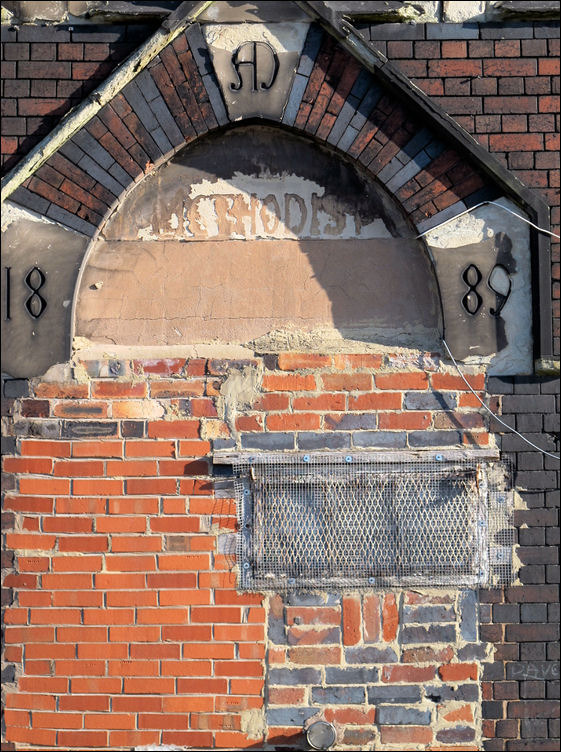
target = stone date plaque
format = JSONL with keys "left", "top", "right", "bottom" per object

{"left": 1, "top": 204, "right": 89, "bottom": 378}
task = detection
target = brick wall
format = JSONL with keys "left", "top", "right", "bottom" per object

{"left": 2, "top": 353, "right": 501, "bottom": 750}
{"left": 1, "top": 12, "right": 559, "bottom": 752}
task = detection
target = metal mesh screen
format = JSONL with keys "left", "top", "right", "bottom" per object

{"left": 234, "top": 453, "right": 514, "bottom": 590}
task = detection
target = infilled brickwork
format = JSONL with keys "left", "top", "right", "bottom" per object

{"left": 1, "top": 353, "right": 499, "bottom": 749}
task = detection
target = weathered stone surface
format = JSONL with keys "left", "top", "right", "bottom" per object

{"left": 426, "top": 198, "right": 532, "bottom": 375}
{"left": 203, "top": 22, "right": 309, "bottom": 121}
{"left": 1, "top": 203, "right": 89, "bottom": 379}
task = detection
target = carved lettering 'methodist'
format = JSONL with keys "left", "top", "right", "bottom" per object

{"left": 75, "top": 126, "right": 442, "bottom": 351}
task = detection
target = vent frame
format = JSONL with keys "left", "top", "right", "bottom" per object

{"left": 216, "top": 450, "right": 514, "bottom": 591}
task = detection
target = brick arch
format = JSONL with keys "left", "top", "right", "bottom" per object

{"left": 9, "top": 23, "right": 499, "bottom": 241}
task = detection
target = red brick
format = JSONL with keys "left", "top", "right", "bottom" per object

{"left": 73, "top": 478, "right": 123, "bottom": 495}
{"left": 431, "top": 372, "right": 485, "bottom": 390}
{"left": 5, "top": 693, "right": 55, "bottom": 710}
{"left": 342, "top": 596, "right": 361, "bottom": 645}
{"left": 363, "top": 593, "right": 381, "bottom": 643}
{"left": 5, "top": 728, "right": 57, "bottom": 747}
{"left": 20, "top": 440, "right": 71, "bottom": 457}
{"left": 213, "top": 625, "right": 264, "bottom": 642}
{"left": 111, "top": 536, "right": 162, "bottom": 552}
{"left": 125, "top": 478, "right": 178, "bottom": 495}
{"left": 54, "top": 459, "right": 104, "bottom": 477}
{"left": 4, "top": 495, "right": 53, "bottom": 514}
{"left": 429, "top": 59, "right": 481, "bottom": 77}
{"left": 235, "top": 415, "right": 263, "bottom": 432}
{"left": 286, "top": 607, "right": 340, "bottom": 626}
{"left": 91, "top": 381, "right": 146, "bottom": 398}
{"left": 434, "top": 412, "right": 485, "bottom": 429}
{"left": 539, "top": 95, "right": 559, "bottom": 113}
{"left": 252, "top": 393, "right": 290, "bottom": 411}
{"left": 213, "top": 661, "right": 263, "bottom": 678}
{"left": 72, "top": 440, "right": 123, "bottom": 457}
{"left": 178, "top": 441, "right": 210, "bottom": 457}
{"left": 376, "top": 371, "right": 428, "bottom": 389}
{"left": 439, "top": 663, "right": 478, "bottom": 681}
{"left": 292, "top": 393, "right": 346, "bottom": 411}
{"left": 149, "top": 517, "right": 200, "bottom": 533}
{"left": 105, "top": 592, "right": 155, "bottom": 608}
{"left": 85, "top": 713, "right": 136, "bottom": 729}
{"left": 382, "top": 664, "right": 436, "bottom": 682}
{"left": 379, "top": 411, "right": 431, "bottom": 429}
{"left": 133, "top": 358, "right": 182, "bottom": 375}
{"left": 262, "top": 373, "right": 316, "bottom": 391}
{"left": 32, "top": 712, "right": 82, "bottom": 729}
{"left": 147, "top": 420, "right": 200, "bottom": 439}
{"left": 150, "top": 379, "right": 205, "bottom": 397}
{"left": 277, "top": 353, "right": 331, "bottom": 370}
{"left": 55, "top": 498, "right": 105, "bottom": 515}
{"left": 58, "top": 536, "right": 108, "bottom": 552}
{"left": 289, "top": 646, "right": 341, "bottom": 664}
{"left": 53, "top": 592, "right": 102, "bottom": 608}
{"left": 539, "top": 58, "right": 560, "bottom": 75}
{"left": 268, "top": 687, "right": 306, "bottom": 705}
{"left": 19, "top": 477, "right": 70, "bottom": 495}
{"left": 348, "top": 392, "right": 402, "bottom": 410}
{"left": 57, "top": 730, "right": 108, "bottom": 747}
{"left": 321, "top": 372, "right": 372, "bottom": 391}
{"left": 43, "top": 517, "right": 92, "bottom": 534}
{"left": 137, "top": 608, "right": 189, "bottom": 624}
{"left": 17, "top": 556, "right": 49, "bottom": 572}
{"left": 332, "top": 353, "right": 383, "bottom": 370}
{"left": 5, "top": 534, "right": 56, "bottom": 551}
{"left": 52, "top": 555, "right": 102, "bottom": 572}
{"left": 382, "top": 593, "right": 398, "bottom": 642}
{"left": 160, "top": 660, "right": 213, "bottom": 676}
{"left": 266, "top": 413, "right": 320, "bottom": 431}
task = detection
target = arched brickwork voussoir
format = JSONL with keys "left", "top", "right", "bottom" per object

{"left": 8, "top": 22, "right": 500, "bottom": 242}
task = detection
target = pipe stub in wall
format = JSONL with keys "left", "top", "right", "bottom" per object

{"left": 306, "top": 721, "right": 336, "bottom": 750}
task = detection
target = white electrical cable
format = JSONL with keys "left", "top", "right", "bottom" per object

{"left": 442, "top": 339, "right": 560, "bottom": 461}
{"left": 416, "top": 200, "right": 561, "bottom": 239}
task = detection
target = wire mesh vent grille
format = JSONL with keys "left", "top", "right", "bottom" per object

{"left": 234, "top": 454, "right": 514, "bottom": 590}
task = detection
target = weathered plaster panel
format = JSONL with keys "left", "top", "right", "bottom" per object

{"left": 76, "top": 237, "right": 440, "bottom": 348}
{"left": 1, "top": 203, "right": 89, "bottom": 378}
{"left": 102, "top": 126, "right": 411, "bottom": 241}
{"left": 203, "top": 22, "right": 309, "bottom": 121}
{"left": 77, "top": 125, "right": 439, "bottom": 351}
{"left": 426, "top": 199, "right": 533, "bottom": 375}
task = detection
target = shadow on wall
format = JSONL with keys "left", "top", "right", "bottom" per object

{"left": 74, "top": 125, "right": 444, "bottom": 353}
